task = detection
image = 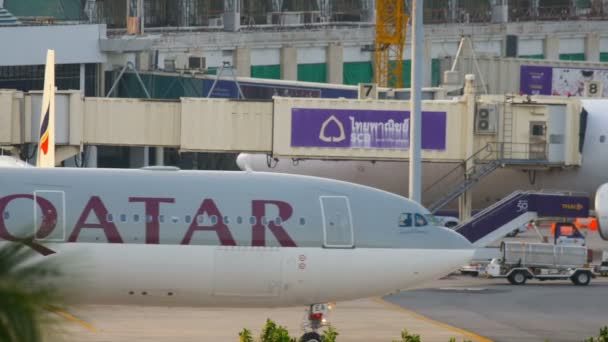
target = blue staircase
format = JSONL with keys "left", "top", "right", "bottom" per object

{"left": 455, "top": 191, "right": 589, "bottom": 247}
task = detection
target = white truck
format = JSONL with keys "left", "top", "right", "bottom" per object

{"left": 486, "top": 241, "right": 595, "bottom": 285}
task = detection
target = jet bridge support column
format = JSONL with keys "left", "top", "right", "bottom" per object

{"left": 458, "top": 74, "right": 476, "bottom": 221}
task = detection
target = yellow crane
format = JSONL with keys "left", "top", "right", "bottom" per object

{"left": 374, "top": 0, "right": 409, "bottom": 88}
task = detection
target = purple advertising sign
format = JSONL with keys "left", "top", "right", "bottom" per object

{"left": 520, "top": 66, "right": 553, "bottom": 95}
{"left": 290, "top": 108, "right": 447, "bottom": 150}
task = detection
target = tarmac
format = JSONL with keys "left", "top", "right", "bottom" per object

{"left": 51, "top": 295, "right": 488, "bottom": 342}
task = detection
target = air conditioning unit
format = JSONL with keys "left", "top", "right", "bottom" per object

{"left": 164, "top": 58, "right": 176, "bottom": 72}
{"left": 188, "top": 56, "right": 206, "bottom": 70}
{"left": 475, "top": 104, "right": 497, "bottom": 134}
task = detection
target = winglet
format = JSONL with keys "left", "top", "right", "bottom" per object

{"left": 36, "top": 49, "right": 55, "bottom": 168}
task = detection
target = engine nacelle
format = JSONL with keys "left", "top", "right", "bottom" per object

{"left": 595, "top": 183, "right": 608, "bottom": 240}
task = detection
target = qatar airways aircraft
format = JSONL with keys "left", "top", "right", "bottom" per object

{"left": 0, "top": 50, "right": 476, "bottom": 341}
{"left": 237, "top": 100, "right": 608, "bottom": 213}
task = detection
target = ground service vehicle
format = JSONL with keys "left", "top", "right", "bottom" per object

{"left": 486, "top": 239, "right": 594, "bottom": 285}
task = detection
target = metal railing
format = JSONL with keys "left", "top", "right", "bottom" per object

{"left": 423, "top": 143, "right": 495, "bottom": 204}
{"left": 487, "top": 142, "right": 548, "bottom": 162}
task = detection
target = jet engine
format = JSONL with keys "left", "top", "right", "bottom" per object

{"left": 595, "top": 183, "right": 608, "bottom": 240}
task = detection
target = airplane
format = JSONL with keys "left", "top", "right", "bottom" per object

{"left": 236, "top": 99, "right": 608, "bottom": 216}
{"left": 0, "top": 50, "right": 475, "bottom": 341}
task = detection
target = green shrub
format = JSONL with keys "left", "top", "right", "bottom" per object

{"left": 323, "top": 326, "right": 339, "bottom": 342}
{"left": 239, "top": 328, "right": 254, "bottom": 342}
{"left": 585, "top": 326, "right": 608, "bottom": 342}
{"left": 392, "top": 329, "right": 421, "bottom": 342}
{"left": 259, "top": 319, "right": 296, "bottom": 342}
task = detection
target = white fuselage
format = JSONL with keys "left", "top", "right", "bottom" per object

{"left": 37, "top": 243, "right": 470, "bottom": 307}
{"left": 0, "top": 168, "right": 473, "bottom": 308}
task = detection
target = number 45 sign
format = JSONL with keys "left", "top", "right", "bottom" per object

{"left": 358, "top": 83, "right": 378, "bottom": 100}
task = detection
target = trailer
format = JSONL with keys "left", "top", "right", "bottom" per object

{"left": 486, "top": 241, "right": 595, "bottom": 285}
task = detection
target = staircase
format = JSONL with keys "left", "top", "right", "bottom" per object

{"left": 455, "top": 191, "right": 590, "bottom": 247}
{"left": 501, "top": 100, "right": 514, "bottom": 159}
{"left": 424, "top": 143, "right": 503, "bottom": 214}
{"left": 428, "top": 159, "right": 502, "bottom": 213}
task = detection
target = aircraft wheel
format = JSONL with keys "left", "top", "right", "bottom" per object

{"left": 300, "top": 332, "right": 322, "bottom": 342}
{"left": 571, "top": 271, "right": 591, "bottom": 286}
{"left": 508, "top": 270, "right": 527, "bottom": 285}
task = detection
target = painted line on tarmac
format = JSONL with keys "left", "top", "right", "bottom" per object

{"left": 45, "top": 305, "right": 99, "bottom": 333}
{"left": 373, "top": 297, "right": 493, "bottom": 342}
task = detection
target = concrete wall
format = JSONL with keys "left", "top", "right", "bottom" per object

{"left": 0, "top": 25, "right": 106, "bottom": 66}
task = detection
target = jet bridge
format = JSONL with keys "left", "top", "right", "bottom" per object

{"left": 456, "top": 191, "right": 589, "bottom": 248}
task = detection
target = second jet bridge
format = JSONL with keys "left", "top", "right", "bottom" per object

{"left": 456, "top": 191, "right": 589, "bottom": 247}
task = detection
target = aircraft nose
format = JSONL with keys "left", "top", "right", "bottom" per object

{"left": 430, "top": 225, "right": 474, "bottom": 250}
{"left": 236, "top": 153, "right": 252, "bottom": 171}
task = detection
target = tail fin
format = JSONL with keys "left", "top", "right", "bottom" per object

{"left": 36, "top": 50, "right": 55, "bottom": 168}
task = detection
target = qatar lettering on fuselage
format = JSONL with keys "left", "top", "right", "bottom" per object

{"left": 0, "top": 194, "right": 298, "bottom": 248}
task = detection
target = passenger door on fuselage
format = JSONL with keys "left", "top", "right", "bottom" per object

{"left": 320, "top": 196, "right": 354, "bottom": 248}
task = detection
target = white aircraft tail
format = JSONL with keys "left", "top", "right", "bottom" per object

{"left": 36, "top": 49, "right": 55, "bottom": 168}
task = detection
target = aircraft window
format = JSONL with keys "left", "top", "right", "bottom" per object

{"left": 171, "top": 216, "right": 180, "bottom": 224}
{"left": 133, "top": 214, "right": 140, "bottom": 223}
{"left": 275, "top": 217, "right": 282, "bottom": 225}
{"left": 399, "top": 213, "right": 412, "bottom": 227}
{"left": 107, "top": 214, "right": 114, "bottom": 222}
{"left": 249, "top": 216, "right": 257, "bottom": 225}
{"left": 210, "top": 215, "right": 218, "bottom": 224}
{"left": 3, "top": 211, "right": 9, "bottom": 220}
{"left": 299, "top": 217, "right": 306, "bottom": 225}
{"left": 424, "top": 214, "right": 440, "bottom": 226}
{"left": 236, "top": 216, "right": 243, "bottom": 224}
{"left": 120, "top": 214, "right": 127, "bottom": 222}
{"left": 601, "top": 135, "right": 606, "bottom": 143}
{"left": 146, "top": 215, "right": 153, "bottom": 223}
{"left": 261, "top": 216, "right": 268, "bottom": 225}
{"left": 185, "top": 215, "right": 192, "bottom": 224}
{"left": 197, "top": 215, "right": 205, "bottom": 224}
{"left": 223, "top": 216, "right": 230, "bottom": 224}
{"left": 414, "top": 213, "right": 428, "bottom": 227}
{"left": 159, "top": 215, "right": 165, "bottom": 223}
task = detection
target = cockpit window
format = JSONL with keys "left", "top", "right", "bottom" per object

{"left": 399, "top": 213, "right": 412, "bottom": 227}
{"left": 424, "top": 214, "right": 440, "bottom": 226}
{"left": 414, "top": 213, "right": 428, "bottom": 227}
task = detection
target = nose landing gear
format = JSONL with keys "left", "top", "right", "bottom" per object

{"left": 300, "top": 303, "right": 331, "bottom": 342}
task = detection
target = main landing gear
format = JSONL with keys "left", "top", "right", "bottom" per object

{"left": 300, "top": 303, "right": 332, "bottom": 342}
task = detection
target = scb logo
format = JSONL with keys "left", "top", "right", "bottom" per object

{"left": 351, "top": 133, "right": 371, "bottom": 144}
